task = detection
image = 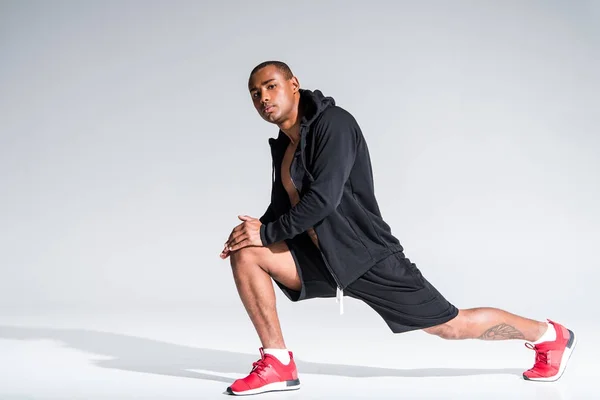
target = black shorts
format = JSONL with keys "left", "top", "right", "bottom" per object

{"left": 277, "top": 232, "right": 459, "bottom": 334}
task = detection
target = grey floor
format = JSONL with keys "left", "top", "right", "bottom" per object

{"left": 0, "top": 300, "right": 593, "bottom": 400}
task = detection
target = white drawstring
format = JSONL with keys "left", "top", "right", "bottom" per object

{"left": 336, "top": 287, "right": 344, "bottom": 315}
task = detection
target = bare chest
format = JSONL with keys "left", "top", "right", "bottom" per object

{"left": 279, "top": 142, "right": 320, "bottom": 247}
{"left": 280, "top": 143, "right": 300, "bottom": 206}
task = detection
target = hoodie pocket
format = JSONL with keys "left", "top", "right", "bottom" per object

{"left": 339, "top": 203, "right": 373, "bottom": 260}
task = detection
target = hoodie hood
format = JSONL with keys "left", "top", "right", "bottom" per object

{"left": 268, "top": 89, "right": 336, "bottom": 144}
{"left": 297, "top": 89, "right": 336, "bottom": 182}
{"left": 298, "top": 88, "right": 336, "bottom": 128}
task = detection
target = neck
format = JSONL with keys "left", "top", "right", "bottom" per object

{"left": 281, "top": 124, "right": 301, "bottom": 146}
{"left": 279, "top": 94, "right": 303, "bottom": 146}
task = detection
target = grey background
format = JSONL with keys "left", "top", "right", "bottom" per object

{"left": 1, "top": 0, "right": 598, "bottom": 323}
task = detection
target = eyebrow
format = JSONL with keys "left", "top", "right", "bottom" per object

{"left": 249, "top": 78, "right": 276, "bottom": 91}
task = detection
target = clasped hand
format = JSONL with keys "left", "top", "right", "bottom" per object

{"left": 220, "top": 215, "right": 263, "bottom": 259}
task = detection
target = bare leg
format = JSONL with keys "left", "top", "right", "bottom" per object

{"left": 229, "top": 242, "right": 301, "bottom": 349}
{"left": 423, "top": 308, "right": 548, "bottom": 341}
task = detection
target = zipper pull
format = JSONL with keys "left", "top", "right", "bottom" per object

{"left": 336, "top": 287, "right": 344, "bottom": 315}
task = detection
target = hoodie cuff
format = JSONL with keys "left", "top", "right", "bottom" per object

{"left": 259, "top": 224, "right": 269, "bottom": 246}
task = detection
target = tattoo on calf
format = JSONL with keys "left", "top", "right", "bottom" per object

{"left": 478, "top": 323, "right": 525, "bottom": 340}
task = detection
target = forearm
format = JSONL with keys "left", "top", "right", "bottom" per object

{"left": 260, "top": 188, "right": 336, "bottom": 245}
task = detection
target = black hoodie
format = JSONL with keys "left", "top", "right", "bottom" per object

{"left": 259, "top": 89, "right": 404, "bottom": 290}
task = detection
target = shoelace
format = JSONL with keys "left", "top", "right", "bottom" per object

{"left": 250, "top": 349, "right": 270, "bottom": 378}
{"left": 525, "top": 342, "right": 548, "bottom": 366}
{"left": 251, "top": 359, "right": 268, "bottom": 375}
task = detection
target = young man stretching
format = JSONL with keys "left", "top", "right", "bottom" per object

{"left": 220, "top": 60, "right": 576, "bottom": 396}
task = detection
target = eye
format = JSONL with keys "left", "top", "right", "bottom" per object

{"left": 267, "top": 84, "right": 276, "bottom": 89}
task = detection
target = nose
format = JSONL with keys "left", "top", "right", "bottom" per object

{"left": 260, "top": 92, "right": 270, "bottom": 104}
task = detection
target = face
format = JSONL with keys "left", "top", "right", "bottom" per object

{"left": 248, "top": 65, "right": 299, "bottom": 126}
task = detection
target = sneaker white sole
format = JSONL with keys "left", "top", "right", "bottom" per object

{"left": 226, "top": 379, "right": 301, "bottom": 396}
{"left": 524, "top": 328, "right": 577, "bottom": 382}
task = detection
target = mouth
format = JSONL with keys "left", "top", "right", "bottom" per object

{"left": 263, "top": 105, "right": 275, "bottom": 114}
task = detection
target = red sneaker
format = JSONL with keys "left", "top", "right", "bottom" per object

{"left": 523, "top": 319, "right": 577, "bottom": 382}
{"left": 226, "top": 348, "right": 301, "bottom": 395}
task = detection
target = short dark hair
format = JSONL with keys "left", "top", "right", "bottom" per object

{"left": 248, "top": 60, "right": 294, "bottom": 84}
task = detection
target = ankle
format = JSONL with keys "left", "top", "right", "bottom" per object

{"left": 263, "top": 348, "right": 291, "bottom": 365}
{"left": 532, "top": 321, "right": 556, "bottom": 343}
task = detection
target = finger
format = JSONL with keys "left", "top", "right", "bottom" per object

{"left": 231, "top": 223, "right": 245, "bottom": 234}
{"left": 228, "top": 229, "right": 249, "bottom": 247}
{"left": 227, "top": 223, "right": 251, "bottom": 246}
{"left": 220, "top": 245, "right": 231, "bottom": 257}
{"left": 238, "top": 215, "right": 253, "bottom": 221}
{"left": 224, "top": 224, "right": 244, "bottom": 245}
{"left": 228, "top": 232, "right": 249, "bottom": 250}
{"left": 227, "top": 229, "right": 247, "bottom": 247}
{"left": 226, "top": 224, "right": 246, "bottom": 243}
{"left": 229, "top": 238, "right": 252, "bottom": 252}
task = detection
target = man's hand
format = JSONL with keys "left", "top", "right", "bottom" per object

{"left": 220, "top": 215, "right": 263, "bottom": 259}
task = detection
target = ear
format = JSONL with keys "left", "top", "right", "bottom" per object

{"left": 290, "top": 76, "right": 300, "bottom": 93}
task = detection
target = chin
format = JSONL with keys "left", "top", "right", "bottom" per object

{"left": 264, "top": 113, "right": 280, "bottom": 124}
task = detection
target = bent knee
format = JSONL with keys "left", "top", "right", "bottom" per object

{"left": 230, "top": 246, "right": 277, "bottom": 276}
{"left": 230, "top": 246, "right": 260, "bottom": 267}
{"left": 423, "top": 322, "right": 461, "bottom": 340}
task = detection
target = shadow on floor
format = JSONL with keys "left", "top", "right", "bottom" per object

{"left": 0, "top": 325, "right": 523, "bottom": 384}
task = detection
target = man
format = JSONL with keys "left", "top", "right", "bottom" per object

{"left": 220, "top": 61, "right": 576, "bottom": 396}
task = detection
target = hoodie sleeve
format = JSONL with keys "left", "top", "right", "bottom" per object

{"left": 259, "top": 203, "right": 276, "bottom": 224}
{"left": 260, "top": 108, "right": 358, "bottom": 245}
